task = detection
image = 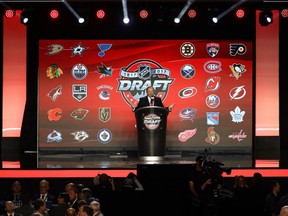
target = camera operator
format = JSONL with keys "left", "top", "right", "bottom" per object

{"left": 188, "top": 155, "right": 223, "bottom": 216}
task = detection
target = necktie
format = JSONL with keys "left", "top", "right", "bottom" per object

{"left": 150, "top": 97, "right": 154, "bottom": 106}
{"left": 41, "top": 195, "right": 45, "bottom": 200}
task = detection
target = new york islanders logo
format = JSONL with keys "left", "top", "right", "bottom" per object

{"left": 117, "top": 59, "right": 174, "bottom": 106}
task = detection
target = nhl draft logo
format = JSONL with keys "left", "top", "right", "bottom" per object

{"left": 117, "top": 59, "right": 174, "bottom": 106}
{"left": 143, "top": 114, "right": 161, "bottom": 130}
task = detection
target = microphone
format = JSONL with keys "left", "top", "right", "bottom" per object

{"left": 150, "top": 96, "right": 154, "bottom": 106}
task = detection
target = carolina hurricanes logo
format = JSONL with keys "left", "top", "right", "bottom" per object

{"left": 117, "top": 59, "right": 174, "bottom": 106}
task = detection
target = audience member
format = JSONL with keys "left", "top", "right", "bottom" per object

{"left": 14, "top": 194, "right": 34, "bottom": 216}
{"left": 280, "top": 205, "right": 288, "bottom": 216}
{"left": 65, "top": 208, "right": 76, "bottom": 216}
{"left": 0, "top": 201, "right": 23, "bottom": 216}
{"left": 32, "top": 199, "right": 49, "bottom": 216}
{"left": 65, "top": 183, "right": 75, "bottom": 194}
{"left": 89, "top": 201, "right": 104, "bottom": 216}
{"left": 264, "top": 180, "right": 281, "bottom": 216}
{"left": 48, "top": 192, "right": 70, "bottom": 216}
{"left": 32, "top": 179, "right": 56, "bottom": 209}
{"left": 78, "top": 205, "right": 93, "bottom": 216}
{"left": 6, "top": 180, "right": 24, "bottom": 208}
{"left": 67, "top": 185, "right": 80, "bottom": 212}
{"left": 121, "top": 172, "right": 144, "bottom": 191}
{"left": 79, "top": 188, "right": 98, "bottom": 205}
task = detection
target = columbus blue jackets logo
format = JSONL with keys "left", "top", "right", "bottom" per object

{"left": 117, "top": 59, "right": 174, "bottom": 107}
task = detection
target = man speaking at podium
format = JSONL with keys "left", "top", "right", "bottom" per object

{"left": 130, "top": 86, "right": 175, "bottom": 111}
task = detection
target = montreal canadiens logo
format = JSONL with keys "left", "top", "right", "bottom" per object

{"left": 143, "top": 114, "right": 161, "bottom": 130}
{"left": 117, "top": 59, "right": 174, "bottom": 106}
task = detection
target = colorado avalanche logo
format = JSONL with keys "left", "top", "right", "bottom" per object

{"left": 117, "top": 59, "right": 174, "bottom": 106}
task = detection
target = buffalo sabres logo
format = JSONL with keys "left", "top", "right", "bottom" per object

{"left": 206, "top": 43, "right": 219, "bottom": 57}
{"left": 117, "top": 59, "right": 174, "bottom": 107}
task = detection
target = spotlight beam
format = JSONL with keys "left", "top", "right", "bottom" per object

{"left": 175, "top": 0, "right": 195, "bottom": 23}
{"left": 214, "top": 0, "right": 247, "bottom": 22}
{"left": 122, "top": 0, "right": 129, "bottom": 24}
{"left": 62, "top": 0, "right": 83, "bottom": 23}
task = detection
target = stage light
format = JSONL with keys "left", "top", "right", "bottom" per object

{"left": 139, "top": 9, "right": 148, "bottom": 19}
{"left": 96, "top": 10, "right": 105, "bottom": 19}
{"left": 212, "top": 17, "right": 218, "bottom": 23}
{"left": 63, "top": 0, "right": 84, "bottom": 24}
{"left": 236, "top": 9, "right": 245, "bottom": 19}
{"left": 281, "top": 9, "right": 288, "bottom": 18}
{"left": 4, "top": 9, "right": 15, "bottom": 19}
{"left": 122, "top": 0, "right": 129, "bottom": 24}
{"left": 174, "top": 0, "right": 195, "bottom": 24}
{"left": 20, "top": 10, "right": 29, "bottom": 24}
{"left": 259, "top": 11, "right": 273, "bottom": 26}
{"left": 187, "top": 9, "right": 197, "bottom": 19}
{"left": 50, "top": 9, "right": 59, "bottom": 19}
{"left": 78, "top": 17, "right": 85, "bottom": 24}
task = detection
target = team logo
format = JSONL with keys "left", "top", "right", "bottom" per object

{"left": 47, "top": 130, "right": 62, "bottom": 142}
{"left": 97, "top": 85, "right": 113, "bottom": 100}
{"left": 180, "top": 42, "right": 195, "bottom": 58}
{"left": 97, "top": 63, "right": 112, "bottom": 78}
{"left": 229, "top": 85, "right": 246, "bottom": 100}
{"left": 99, "top": 107, "right": 111, "bottom": 123}
{"left": 46, "top": 44, "right": 64, "bottom": 55}
{"left": 70, "top": 108, "right": 89, "bottom": 120}
{"left": 98, "top": 44, "right": 112, "bottom": 57}
{"left": 228, "top": 129, "right": 247, "bottom": 142}
{"left": 47, "top": 85, "right": 62, "bottom": 101}
{"left": 206, "top": 112, "right": 219, "bottom": 125}
{"left": 203, "top": 60, "right": 222, "bottom": 74}
{"left": 206, "top": 94, "right": 220, "bottom": 109}
{"left": 46, "top": 64, "right": 63, "bottom": 79}
{"left": 229, "top": 44, "right": 247, "bottom": 56}
{"left": 71, "top": 64, "right": 88, "bottom": 80}
{"left": 205, "top": 76, "right": 221, "bottom": 92}
{"left": 180, "top": 64, "right": 196, "bottom": 79}
{"left": 179, "top": 108, "right": 197, "bottom": 121}
{"left": 72, "top": 84, "right": 87, "bottom": 102}
{"left": 206, "top": 43, "right": 219, "bottom": 57}
{"left": 97, "top": 128, "right": 112, "bottom": 144}
{"left": 117, "top": 59, "right": 174, "bottom": 107}
{"left": 205, "top": 127, "right": 220, "bottom": 145}
{"left": 178, "top": 87, "right": 197, "bottom": 99}
{"left": 178, "top": 129, "right": 197, "bottom": 142}
{"left": 71, "top": 130, "right": 89, "bottom": 141}
{"left": 143, "top": 114, "right": 161, "bottom": 130}
{"left": 229, "top": 63, "right": 246, "bottom": 80}
{"left": 230, "top": 106, "right": 245, "bottom": 123}
{"left": 71, "top": 42, "right": 88, "bottom": 57}
{"left": 47, "top": 108, "right": 62, "bottom": 121}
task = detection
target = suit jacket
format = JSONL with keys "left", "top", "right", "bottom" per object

{"left": 48, "top": 204, "right": 70, "bottom": 216}
{"left": 134, "top": 96, "right": 164, "bottom": 111}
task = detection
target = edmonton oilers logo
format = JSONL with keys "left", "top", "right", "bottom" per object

{"left": 143, "top": 114, "right": 161, "bottom": 130}
{"left": 117, "top": 59, "right": 174, "bottom": 106}
{"left": 72, "top": 63, "right": 88, "bottom": 80}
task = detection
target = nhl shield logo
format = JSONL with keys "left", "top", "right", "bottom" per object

{"left": 99, "top": 107, "right": 111, "bottom": 122}
{"left": 206, "top": 43, "right": 220, "bottom": 57}
{"left": 137, "top": 64, "right": 151, "bottom": 80}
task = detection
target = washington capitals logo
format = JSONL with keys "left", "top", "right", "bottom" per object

{"left": 117, "top": 59, "right": 174, "bottom": 107}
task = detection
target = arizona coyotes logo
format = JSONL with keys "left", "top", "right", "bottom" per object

{"left": 47, "top": 85, "right": 62, "bottom": 101}
{"left": 117, "top": 59, "right": 174, "bottom": 107}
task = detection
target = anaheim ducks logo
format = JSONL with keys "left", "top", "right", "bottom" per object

{"left": 117, "top": 59, "right": 174, "bottom": 106}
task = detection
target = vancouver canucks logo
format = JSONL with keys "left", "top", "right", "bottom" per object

{"left": 117, "top": 59, "right": 174, "bottom": 106}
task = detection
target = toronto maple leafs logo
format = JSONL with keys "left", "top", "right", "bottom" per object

{"left": 230, "top": 106, "right": 245, "bottom": 123}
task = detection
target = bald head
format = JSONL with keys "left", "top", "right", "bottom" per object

{"left": 280, "top": 205, "right": 288, "bottom": 216}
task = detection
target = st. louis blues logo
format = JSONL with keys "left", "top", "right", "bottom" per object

{"left": 206, "top": 43, "right": 220, "bottom": 57}
{"left": 117, "top": 59, "right": 174, "bottom": 107}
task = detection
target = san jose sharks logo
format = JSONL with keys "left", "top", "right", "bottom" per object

{"left": 117, "top": 59, "right": 174, "bottom": 107}
{"left": 97, "top": 63, "right": 112, "bottom": 78}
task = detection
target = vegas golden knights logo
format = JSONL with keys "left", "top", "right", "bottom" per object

{"left": 99, "top": 107, "right": 111, "bottom": 122}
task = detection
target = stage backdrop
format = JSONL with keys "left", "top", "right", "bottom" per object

{"left": 38, "top": 39, "right": 253, "bottom": 167}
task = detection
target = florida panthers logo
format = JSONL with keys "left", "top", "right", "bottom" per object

{"left": 117, "top": 59, "right": 174, "bottom": 106}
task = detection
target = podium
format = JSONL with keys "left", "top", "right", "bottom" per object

{"left": 135, "top": 106, "right": 169, "bottom": 161}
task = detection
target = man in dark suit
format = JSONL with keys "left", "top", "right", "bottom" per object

{"left": 131, "top": 86, "right": 175, "bottom": 111}
{"left": 48, "top": 192, "right": 70, "bottom": 216}
{"left": 32, "top": 179, "right": 56, "bottom": 209}
{"left": 0, "top": 201, "right": 23, "bottom": 216}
